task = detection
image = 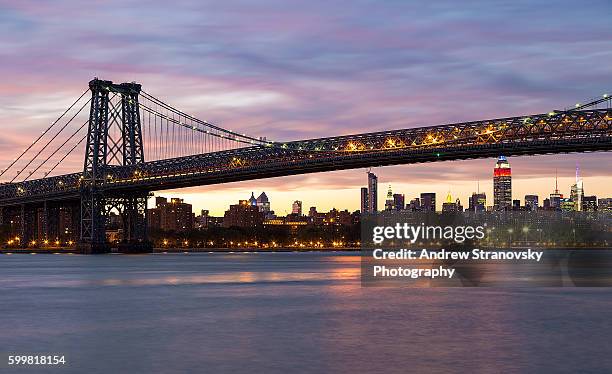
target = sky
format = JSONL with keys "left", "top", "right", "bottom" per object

{"left": 1, "top": 0, "right": 611, "bottom": 215}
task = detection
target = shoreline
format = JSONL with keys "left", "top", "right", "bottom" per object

{"left": 0, "top": 247, "right": 361, "bottom": 254}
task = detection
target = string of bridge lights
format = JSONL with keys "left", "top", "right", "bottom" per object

{"left": 1, "top": 90, "right": 610, "bottom": 188}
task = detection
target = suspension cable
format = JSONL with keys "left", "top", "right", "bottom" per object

{"left": 0, "top": 89, "right": 89, "bottom": 179}
{"left": 11, "top": 97, "right": 91, "bottom": 182}
{"left": 43, "top": 134, "right": 87, "bottom": 178}
{"left": 141, "top": 91, "right": 271, "bottom": 145}
{"left": 23, "top": 120, "right": 89, "bottom": 181}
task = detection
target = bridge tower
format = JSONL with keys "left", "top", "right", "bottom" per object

{"left": 79, "top": 79, "right": 150, "bottom": 254}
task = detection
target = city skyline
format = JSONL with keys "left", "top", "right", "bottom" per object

{"left": 154, "top": 157, "right": 611, "bottom": 216}
{"left": 2, "top": 1, "right": 612, "bottom": 215}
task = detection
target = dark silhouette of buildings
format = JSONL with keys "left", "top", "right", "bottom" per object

{"left": 420, "top": 193, "right": 436, "bottom": 212}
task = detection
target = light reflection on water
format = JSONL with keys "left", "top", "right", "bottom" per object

{"left": 1, "top": 252, "right": 611, "bottom": 373}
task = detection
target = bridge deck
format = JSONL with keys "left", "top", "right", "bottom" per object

{"left": 1, "top": 108, "right": 610, "bottom": 207}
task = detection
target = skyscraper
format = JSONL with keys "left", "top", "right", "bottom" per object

{"left": 525, "top": 195, "right": 539, "bottom": 211}
{"left": 598, "top": 198, "right": 612, "bottom": 212}
{"left": 582, "top": 196, "right": 597, "bottom": 212}
{"left": 570, "top": 164, "right": 584, "bottom": 211}
{"left": 360, "top": 187, "right": 369, "bottom": 214}
{"left": 493, "top": 156, "right": 512, "bottom": 211}
{"left": 469, "top": 192, "right": 486, "bottom": 212}
{"left": 409, "top": 198, "right": 420, "bottom": 211}
{"left": 256, "top": 192, "right": 271, "bottom": 213}
{"left": 442, "top": 191, "right": 458, "bottom": 212}
{"left": 550, "top": 170, "right": 563, "bottom": 209}
{"left": 420, "top": 193, "right": 436, "bottom": 212}
{"left": 292, "top": 200, "right": 303, "bottom": 215}
{"left": 367, "top": 172, "right": 378, "bottom": 213}
{"left": 393, "top": 193, "right": 405, "bottom": 211}
{"left": 385, "top": 185, "right": 395, "bottom": 211}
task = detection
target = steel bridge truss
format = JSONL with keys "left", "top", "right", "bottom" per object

{"left": 0, "top": 80, "right": 610, "bottom": 252}
{"left": 2, "top": 106, "right": 608, "bottom": 200}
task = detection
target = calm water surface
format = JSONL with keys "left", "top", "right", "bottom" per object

{"left": 1, "top": 252, "right": 612, "bottom": 373}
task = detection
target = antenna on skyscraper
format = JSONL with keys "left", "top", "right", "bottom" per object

{"left": 575, "top": 162, "right": 580, "bottom": 182}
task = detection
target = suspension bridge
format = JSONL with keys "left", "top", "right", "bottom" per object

{"left": 0, "top": 79, "right": 610, "bottom": 253}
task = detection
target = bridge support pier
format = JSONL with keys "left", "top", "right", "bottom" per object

{"left": 78, "top": 192, "right": 109, "bottom": 254}
{"left": 116, "top": 193, "right": 153, "bottom": 254}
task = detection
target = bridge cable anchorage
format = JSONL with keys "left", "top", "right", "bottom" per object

{"left": 10, "top": 97, "right": 91, "bottom": 183}
{"left": 23, "top": 119, "right": 89, "bottom": 181}
{"left": 0, "top": 89, "right": 89, "bottom": 179}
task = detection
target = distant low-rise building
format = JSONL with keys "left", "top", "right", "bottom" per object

{"left": 224, "top": 200, "right": 264, "bottom": 228}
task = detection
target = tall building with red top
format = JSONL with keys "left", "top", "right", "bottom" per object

{"left": 493, "top": 156, "right": 512, "bottom": 211}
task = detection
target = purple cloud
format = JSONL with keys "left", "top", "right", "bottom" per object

{"left": 0, "top": 0, "right": 611, "bottom": 211}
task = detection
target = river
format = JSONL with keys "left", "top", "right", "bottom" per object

{"left": 1, "top": 252, "right": 611, "bottom": 373}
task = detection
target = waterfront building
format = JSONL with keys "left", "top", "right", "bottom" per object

{"left": 196, "top": 210, "right": 210, "bottom": 229}
{"left": 223, "top": 200, "right": 264, "bottom": 228}
{"left": 148, "top": 197, "right": 194, "bottom": 232}
{"left": 58, "top": 206, "right": 74, "bottom": 241}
